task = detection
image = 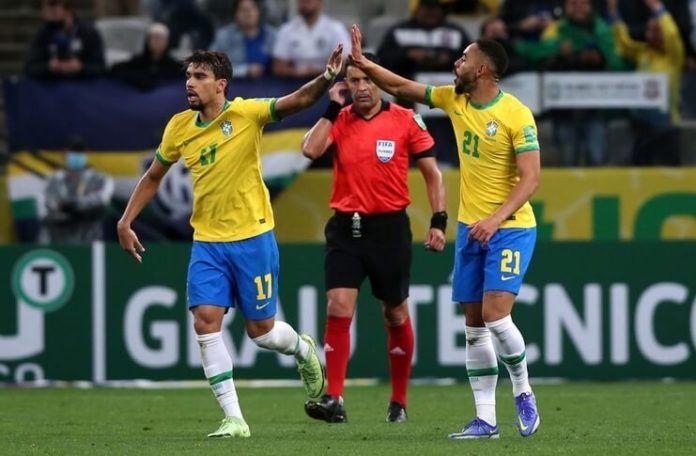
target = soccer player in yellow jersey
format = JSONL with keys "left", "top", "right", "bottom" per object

{"left": 117, "top": 48, "right": 344, "bottom": 438}
{"left": 350, "top": 26, "right": 541, "bottom": 439}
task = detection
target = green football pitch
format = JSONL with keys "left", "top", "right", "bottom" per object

{"left": 1, "top": 382, "right": 694, "bottom": 455}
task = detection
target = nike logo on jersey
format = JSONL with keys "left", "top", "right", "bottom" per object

{"left": 501, "top": 275, "right": 516, "bottom": 281}
{"left": 255, "top": 302, "right": 271, "bottom": 310}
{"left": 389, "top": 347, "right": 406, "bottom": 356}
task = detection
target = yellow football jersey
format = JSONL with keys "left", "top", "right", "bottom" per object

{"left": 425, "top": 86, "right": 539, "bottom": 228}
{"left": 155, "top": 97, "right": 280, "bottom": 241}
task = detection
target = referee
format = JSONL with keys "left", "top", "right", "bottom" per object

{"left": 301, "top": 53, "right": 447, "bottom": 424}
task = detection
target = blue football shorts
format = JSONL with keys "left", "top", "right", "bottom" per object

{"left": 452, "top": 222, "right": 536, "bottom": 303}
{"left": 187, "top": 230, "right": 279, "bottom": 320}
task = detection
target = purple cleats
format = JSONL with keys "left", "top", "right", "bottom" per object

{"left": 448, "top": 418, "right": 500, "bottom": 440}
{"left": 515, "top": 392, "right": 540, "bottom": 437}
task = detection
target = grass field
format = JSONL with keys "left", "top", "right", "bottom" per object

{"left": 1, "top": 382, "right": 694, "bottom": 455}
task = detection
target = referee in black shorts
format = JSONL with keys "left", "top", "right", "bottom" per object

{"left": 301, "top": 53, "right": 447, "bottom": 423}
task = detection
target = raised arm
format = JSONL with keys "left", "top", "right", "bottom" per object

{"left": 302, "top": 81, "right": 348, "bottom": 160}
{"left": 647, "top": 0, "right": 685, "bottom": 61}
{"left": 116, "top": 159, "right": 170, "bottom": 262}
{"left": 274, "top": 44, "right": 344, "bottom": 118}
{"left": 350, "top": 25, "right": 428, "bottom": 104}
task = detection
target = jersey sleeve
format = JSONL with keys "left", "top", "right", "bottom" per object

{"left": 424, "top": 84, "right": 455, "bottom": 110}
{"left": 509, "top": 106, "right": 540, "bottom": 154}
{"left": 407, "top": 112, "right": 435, "bottom": 155}
{"left": 240, "top": 97, "right": 281, "bottom": 125}
{"left": 154, "top": 117, "right": 180, "bottom": 165}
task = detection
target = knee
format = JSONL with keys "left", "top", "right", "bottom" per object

{"left": 246, "top": 319, "right": 275, "bottom": 340}
{"left": 193, "top": 312, "right": 221, "bottom": 335}
{"left": 327, "top": 296, "right": 355, "bottom": 318}
{"left": 481, "top": 307, "right": 510, "bottom": 323}
{"left": 382, "top": 301, "right": 409, "bottom": 327}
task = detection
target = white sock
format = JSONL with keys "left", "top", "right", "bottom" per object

{"left": 465, "top": 325, "right": 498, "bottom": 426}
{"left": 252, "top": 320, "right": 310, "bottom": 360}
{"left": 486, "top": 315, "right": 532, "bottom": 397}
{"left": 197, "top": 331, "right": 243, "bottom": 419}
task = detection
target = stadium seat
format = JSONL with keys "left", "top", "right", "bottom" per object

{"left": 95, "top": 16, "right": 151, "bottom": 67}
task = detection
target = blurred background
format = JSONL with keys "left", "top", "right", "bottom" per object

{"left": 0, "top": 0, "right": 694, "bottom": 384}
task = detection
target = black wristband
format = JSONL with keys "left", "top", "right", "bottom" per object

{"left": 430, "top": 211, "right": 447, "bottom": 232}
{"left": 321, "top": 100, "right": 342, "bottom": 122}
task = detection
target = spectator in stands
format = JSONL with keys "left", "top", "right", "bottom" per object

{"left": 272, "top": 0, "right": 350, "bottom": 78}
{"left": 377, "top": 0, "right": 471, "bottom": 167}
{"left": 111, "top": 23, "right": 181, "bottom": 90}
{"left": 154, "top": 0, "right": 214, "bottom": 50}
{"left": 43, "top": 143, "right": 115, "bottom": 244}
{"left": 608, "top": 0, "right": 684, "bottom": 165}
{"left": 377, "top": 0, "right": 471, "bottom": 78}
{"left": 210, "top": 0, "right": 277, "bottom": 78}
{"left": 25, "top": 0, "right": 106, "bottom": 79}
{"left": 480, "top": 17, "right": 530, "bottom": 75}
{"left": 500, "top": 0, "right": 563, "bottom": 40}
{"left": 517, "top": 0, "right": 623, "bottom": 166}
{"left": 608, "top": 0, "right": 695, "bottom": 60}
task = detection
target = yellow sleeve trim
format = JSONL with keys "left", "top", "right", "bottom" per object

{"left": 155, "top": 149, "right": 175, "bottom": 165}
{"left": 515, "top": 144, "right": 540, "bottom": 154}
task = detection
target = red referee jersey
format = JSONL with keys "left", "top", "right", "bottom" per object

{"left": 329, "top": 101, "right": 435, "bottom": 214}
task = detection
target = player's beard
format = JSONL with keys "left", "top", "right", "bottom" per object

{"left": 454, "top": 71, "right": 476, "bottom": 95}
{"left": 189, "top": 101, "right": 203, "bottom": 111}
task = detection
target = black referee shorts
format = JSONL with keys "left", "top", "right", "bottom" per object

{"left": 324, "top": 210, "right": 412, "bottom": 303}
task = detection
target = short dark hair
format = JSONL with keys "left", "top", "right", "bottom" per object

{"left": 183, "top": 50, "right": 233, "bottom": 94}
{"left": 232, "top": 0, "right": 261, "bottom": 18}
{"left": 475, "top": 39, "right": 509, "bottom": 80}
{"left": 346, "top": 52, "right": 379, "bottom": 71}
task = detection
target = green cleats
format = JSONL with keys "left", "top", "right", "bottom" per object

{"left": 296, "top": 334, "right": 326, "bottom": 399}
{"left": 207, "top": 417, "right": 251, "bottom": 438}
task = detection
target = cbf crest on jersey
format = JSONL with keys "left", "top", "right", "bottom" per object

{"left": 220, "top": 120, "right": 233, "bottom": 136}
{"left": 376, "top": 140, "right": 396, "bottom": 163}
{"left": 485, "top": 120, "right": 499, "bottom": 137}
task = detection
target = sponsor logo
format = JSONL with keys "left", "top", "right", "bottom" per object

{"left": 255, "top": 302, "right": 270, "bottom": 310}
{"left": 518, "top": 416, "right": 529, "bottom": 432}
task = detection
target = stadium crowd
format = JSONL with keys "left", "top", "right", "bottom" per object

{"left": 22, "top": 0, "right": 696, "bottom": 167}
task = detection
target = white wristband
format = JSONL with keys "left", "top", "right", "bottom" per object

{"left": 323, "top": 68, "right": 336, "bottom": 81}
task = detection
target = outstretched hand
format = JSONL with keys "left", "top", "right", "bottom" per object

{"left": 326, "top": 43, "right": 344, "bottom": 78}
{"left": 350, "top": 24, "right": 365, "bottom": 67}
